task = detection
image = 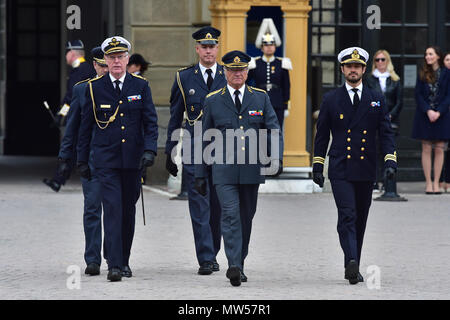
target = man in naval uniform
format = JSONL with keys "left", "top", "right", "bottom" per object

{"left": 165, "top": 26, "right": 226, "bottom": 276}
{"left": 43, "top": 40, "right": 96, "bottom": 192}
{"left": 248, "top": 27, "right": 291, "bottom": 129}
{"left": 195, "top": 51, "right": 283, "bottom": 286}
{"left": 56, "top": 46, "right": 108, "bottom": 276}
{"left": 77, "top": 36, "right": 158, "bottom": 282}
{"left": 312, "top": 47, "right": 397, "bottom": 285}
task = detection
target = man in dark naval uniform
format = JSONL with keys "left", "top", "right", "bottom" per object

{"left": 77, "top": 36, "right": 158, "bottom": 282}
{"left": 312, "top": 47, "right": 397, "bottom": 285}
{"left": 56, "top": 46, "right": 108, "bottom": 276}
{"left": 195, "top": 51, "right": 283, "bottom": 286}
{"left": 43, "top": 40, "right": 96, "bottom": 192}
{"left": 165, "top": 26, "right": 226, "bottom": 276}
{"left": 248, "top": 31, "right": 291, "bottom": 129}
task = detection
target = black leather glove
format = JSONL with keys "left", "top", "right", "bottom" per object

{"left": 313, "top": 172, "right": 324, "bottom": 188}
{"left": 57, "top": 158, "right": 71, "bottom": 180}
{"left": 194, "top": 178, "right": 207, "bottom": 196}
{"left": 165, "top": 155, "right": 178, "bottom": 177}
{"left": 77, "top": 162, "right": 91, "bottom": 180}
{"left": 385, "top": 167, "right": 396, "bottom": 180}
{"left": 140, "top": 150, "right": 156, "bottom": 170}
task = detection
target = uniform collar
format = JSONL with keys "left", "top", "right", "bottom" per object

{"left": 199, "top": 62, "right": 217, "bottom": 77}
{"left": 345, "top": 82, "right": 363, "bottom": 93}
{"left": 109, "top": 72, "right": 126, "bottom": 84}
{"left": 227, "top": 84, "right": 245, "bottom": 100}
{"left": 72, "top": 57, "right": 85, "bottom": 68}
{"left": 262, "top": 55, "right": 275, "bottom": 63}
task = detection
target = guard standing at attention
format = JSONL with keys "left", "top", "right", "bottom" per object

{"left": 165, "top": 26, "right": 226, "bottom": 276}
{"left": 77, "top": 36, "right": 158, "bottom": 282}
{"left": 248, "top": 19, "right": 291, "bottom": 129}
{"left": 312, "top": 47, "right": 397, "bottom": 285}
{"left": 57, "top": 46, "right": 108, "bottom": 276}
{"left": 43, "top": 40, "right": 96, "bottom": 192}
{"left": 195, "top": 51, "right": 283, "bottom": 286}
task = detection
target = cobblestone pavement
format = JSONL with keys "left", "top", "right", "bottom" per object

{"left": 0, "top": 156, "right": 449, "bottom": 300}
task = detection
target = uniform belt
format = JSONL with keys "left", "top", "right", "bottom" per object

{"left": 262, "top": 83, "right": 279, "bottom": 91}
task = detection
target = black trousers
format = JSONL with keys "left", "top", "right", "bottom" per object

{"left": 330, "top": 180, "right": 373, "bottom": 267}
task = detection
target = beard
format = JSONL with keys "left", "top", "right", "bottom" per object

{"left": 346, "top": 73, "right": 362, "bottom": 83}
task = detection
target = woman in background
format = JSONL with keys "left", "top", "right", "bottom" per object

{"left": 438, "top": 52, "right": 450, "bottom": 192}
{"left": 412, "top": 46, "right": 450, "bottom": 194}
{"left": 365, "top": 49, "right": 402, "bottom": 192}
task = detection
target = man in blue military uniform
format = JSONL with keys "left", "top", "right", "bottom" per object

{"left": 77, "top": 36, "right": 158, "bottom": 282}
{"left": 56, "top": 46, "right": 108, "bottom": 276}
{"left": 43, "top": 40, "right": 96, "bottom": 192}
{"left": 248, "top": 24, "right": 291, "bottom": 129}
{"left": 312, "top": 47, "right": 397, "bottom": 285}
{"left": 195, "top": 51, "right": 283, "bottom": 286}
{"left": 165, "top": 26, "right": 226, "bottom": 275}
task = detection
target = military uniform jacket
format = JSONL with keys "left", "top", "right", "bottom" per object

{"left": 248, "top": 57, "right": 290, "bottom": 109}
{"left": 77, "top": 72, "right": 158, "bottom": 169}
{"left": 58, "top": 79, "right": 90, "bottom": 161}
{"left": 62, "top": 59, "right": 96, "bottom": 106}
{"left": 195, "top": 85, "right": 284, "bottom": 185}
{"left": 313, "top": 85, "right": 397, "bottom": 181}
{"left": 165, "top": 63, "right": 227, "bottom": 159}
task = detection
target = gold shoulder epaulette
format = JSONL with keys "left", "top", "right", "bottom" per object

{"left": 88, "top": 75, "right": 104, "bottom": 83}
{"left": 206, "top": 88, "right": 223, "bottom": 98}
{"left": 178, "top": 64, "right": 195, "bottom": 72}
{"left": 131, "top": 73, "right": 147, "bottom": 81}
{"left": 74, "top": 78, "right": 91, "bottom": 86}
{"left": 250, "top": 86, "right": 267, "bottom": 94}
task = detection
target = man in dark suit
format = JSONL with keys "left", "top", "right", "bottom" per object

{"left": 77, "top": 36, "right": 158, "bottom": 282}
{"left": 312, "top": 47, "right": 397, "bottom": 285}
{"left": 43, "top": 40, "right": 96, "bottom": 192}
{"left": 195, "top": 51, "right": 283, "bottom": 286}
{"left": 165, "top": 26, "right": 226, "bottom": 275}
{"left": 56, "top": 46, "right": 108, "bottom": 276}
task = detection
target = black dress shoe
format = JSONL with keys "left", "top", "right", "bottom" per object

{"left": 107, "top": 268, "right": 122, "bottom": 282}
{"left": 121, "top": 266, "right": 132, "bottom": 278}
{"left": 226, "top": 267, "right": 241, "bottom": 287}
{"left": 198, "top": 262, "right": 213, "bottom": 275}
{"left": 212, "top": 260, "right": 220, "bottom": 272}
{"left": 240, "top": 272, "right": 247, "bottom": 282}
{"left": 345, "top": 260, "right": 359, "bottom": 285}
{"left": 345, "top": 272, "right": 364, "bottom": 282}
{"left": 43, "top": 178, "right": 61, "bottom": 192}
{"left": 85, "top": 263, "right": 100, "bottom": 276}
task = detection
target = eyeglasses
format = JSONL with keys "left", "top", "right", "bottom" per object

{"left": 375, "top": 58, "right": 386, "bottom": 62}
{"left": 105, "top": 54, "right": 128, "bottom": 61}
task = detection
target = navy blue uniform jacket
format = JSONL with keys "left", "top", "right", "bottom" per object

{"left": 62, "top": 60, "right": 96, "bottom": 106}
{"left": 58, "top": 79, "right": 91, "bottom": 161}
{"left": 412, "top": 67, "right": 450, "bottom": 140}
{"left": 248, "top": 57, "right": 290, "bottom": 110}
{"left": 313, "top": 85, "right": 397, "bottom": 181}
{"left": 77, "top": 72, "right": 158, "bottom": 169}
{"left": 196, "top": 86, "right": 284, "bottom": 185}
{"left": 165, "top": 63, "right": 227, "bottom": 159}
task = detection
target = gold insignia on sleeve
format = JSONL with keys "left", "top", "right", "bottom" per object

{"left": 313, "top": 156, "right": 326, "bottom": 165}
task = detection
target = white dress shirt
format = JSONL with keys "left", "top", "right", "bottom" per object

{"left": 228, "top": 84, "right": 245, "bottom": 104}
{"left": 199, "top": 63, "right": 217, "bottom": 84}
{"left": 345, "top": 82, "right": 363, "bottom": 102}
{"left": 110, "top": 73, "right": 126, "bottom": 90}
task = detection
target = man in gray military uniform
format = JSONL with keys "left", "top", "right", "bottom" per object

{"left": 195, "top": 50, "right": 283, "bottom": 286}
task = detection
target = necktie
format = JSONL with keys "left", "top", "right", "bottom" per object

{"left": 352, "top": 88, "right": 360, "bottom": 107}
{"left": 114, "top": 79, "right": 121, "bottom": 96}
{"left": 206, "top": 69, "right": 213, "bottom": 91}
{"left": 234, "top": 90, "right": 241, "bottom": 112}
